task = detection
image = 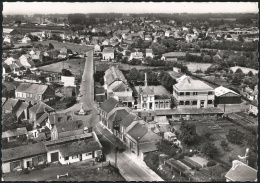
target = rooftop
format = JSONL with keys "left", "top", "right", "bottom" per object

{"left": 16, "top": 83, "right": 50, "bottom": 94}
{"left": 2, "top": 127, "right": 28, "bottom": 139}
{"left": 215, "top": 86, "right": 240, "bottom": 97}
{"left": 174, "top": 76, "right": 213, "bottom": 91}
{"left": 100, "top": 97, "right": 119, "bottom": 113}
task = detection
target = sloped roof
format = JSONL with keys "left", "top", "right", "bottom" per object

{"left": 4, "top": 57, "right": 17, "bottom": 65}
{"left": 154, "top": 116, "right": 169, "bottom": 125}
{"left": 16, "top": 83, "right": 49, "bottom": 94}
{"left": 174, "top": 76, "right": 213, "bottom": 91}
{"left": 250, "top": 100, "right": 258, "bottom": 107}
{"left": 104, "top": 66, "right": 127, "bottom": 86}
{"left": 103, "top": 48, "right": 114, "bottom": 53}
{"left": 108, "top": 109, "right": 130, "bottom": 123}
{"left": 100, "top": 97, "right": 119, "bottom": 113}
{"left": 127, "top": 122, "right": 148, "bottom": 141}
{"left": 112, "top": 82, "right": 129, "bottom": 92}
{"left": 2, "top": 142, "right": 47, "bottom": 162}
{"left": 2, "top": 98, "right": 22, "bottom": 111}
{"left": 29, "top": 102, "right": 55, "bottom": 114}
{"left": 2, "top": 127, "right": 28, "bottom": 138}
{"left": 225, "top": 161, "right": 257, "bottom": 182}
{"left": 58, "top": 129, "right": 84, "bottom": 139}
{"left": 139, "top": 142, "right": 158, "bottom": 153}
{"left": 2, "top": 97, "right": 7, "bottom": 106}
{"left": 120, "top": 113, "right": 141, "bottom": 128}
{"left": 140, "top": 86, "right": 154, "bottom": 95}
{"left": 140, "top": 130, "right": 161, "bottom": 143}
{"left": 146, "top": 49, "right": 153, "bottom": 53}
{"left": 215, "top": 86, "right": 240, "bottom": 97}
{"left": 162, "top": 52, "right": 186, "bottom": 57}
{"left": 55, "top": 120, "right": 83, "bottom": 133}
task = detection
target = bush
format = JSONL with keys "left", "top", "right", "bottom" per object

{"left": 207, "top": 160, "right": 216, "bottom": 167}
{"left": 23, "top": 168, "right": 30, "bottom": 174}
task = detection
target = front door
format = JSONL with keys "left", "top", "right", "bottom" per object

{"left": 200, "top": 100, "right": 205, "bottom": 108}
{"left": 149, "top": 102, "right": 153, "bottom": 109}
{"left": 51, "top": 152, "right": 59, "bottom": 162}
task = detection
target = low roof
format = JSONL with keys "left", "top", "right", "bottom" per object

{"left": 225, "top": 161, "right": 257, "bottom": 182}
{"left": 215, "top": 86, "right": 240, "bottom": 97}
{"left": 139, "top": 142, "right": 158, "bottom": 153}
{"left": 120, "top": 113, "right": 141, "bottom": 128}
{"left": 2, "top": 142, "right": 47, "bottom": 162}
{"left": 2, "top": 127, "right": 28, "bottom": 138}
{"left": 174, "top": 76, "right": 213, "bottom": 91}
{"left": 162, "top": 52, "right": 186, "bottom": 57}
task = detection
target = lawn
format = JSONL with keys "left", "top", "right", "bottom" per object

{"left": 40, "top": 40, "right": 94, "bottom": 53}
{"left": 38, "top": 58, "right": 85, "bottom": 75}
{"left": 230, "top": 66, "right": 258, "bottom": 75}
{"left": 185, "top": 63, "right": 212, "bottom": 73}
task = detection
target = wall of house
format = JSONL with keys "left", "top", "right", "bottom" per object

{"left": 47, "top": 150, "right": 61, "bottom": 163}
{"left": 82, "top": 152, "right": 93, "bottom": 161}
{"left": 23, "top": 154, "right": 46, "bottom": 169}
{"left": 2, "top": 162, "right": 11, "bottom": 173}
{"left": 140, "top": 94, "right": 155, "bottom": 110}
{"left": 249, "top": 105, "right": 258, "bottom": 116}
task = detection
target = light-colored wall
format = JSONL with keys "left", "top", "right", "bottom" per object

{"left": 2, "top": 162, "right": 11, "bottom": 173}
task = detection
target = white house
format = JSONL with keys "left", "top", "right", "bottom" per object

{"left": 60, "top": 76, "right": 76, "bottom": 87}
{"left": 22, "top": 36, "right": 31, "bottom": 43}
{"left": 129, "top": 52, "right": 143, "bottom": 60}
{"left": 146, "top": 49, "right": 153, "bottom": 58}
{"left": 102, "top": 48, "right": 114, "bottom": 61}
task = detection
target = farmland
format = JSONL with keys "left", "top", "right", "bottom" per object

{"left": 38, "top": 58, "right": 85, "bottom": 75}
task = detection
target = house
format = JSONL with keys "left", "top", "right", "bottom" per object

{"left": 2, "top": 63, "right": 11, "bottom": 76}
{"left": 161, "top": 52, "right": 186, "bottom": 61}
{"left": 2, "top": 127, "right": 28, "bottom": 142}
{"left": 165, "top": 31, "right": 171, "bottom": 37}
{"left": 21, "top": 36, "right": 31, "bottom": 43}
{"left": 15, "top": 101, "right": 30, "bottom": 122}
{"left": 94, "top": 44, "right": 101, "bottom": 53}
{"left": 51, "top": 120, "right": 84, "bottom": 140}
{"left": 225, "top": 160, "right": 257, "bottom": 182}
{"left": 172, "top": 76, "right": 215, "bottom": 109}
{"left": 146, "top": 49, "right": 154, "bottom": 58}
{"left": 129, "top": 52, "right": 143, "bottom": 60}
{"left": 45, "top": 132, "right": 102, "bottom": 165}
{"left": 125, "top": 121, "right": 161, "bottom": 160}
{"left": 102, "top": 48, "right": 114, "bottom": 61}
{"left": 3, "top": 28, "right": 21, "bottom": 36}
{"left": 95, "top": 86, "right": 106, "bottom": 104}
{"left": 249, "top": 100, "right": 258, "bottom": 116}
{"left": 214, "top": 86, "right": 241, "bottom": 105}
{"left": 60, "top": 76, "right": 76, "bottom": 87}
{"left": 18, "top": 55, "right": 34, "bottom": 69}
{"left": 2, "top": 142, "right": 47, "bottom": 173}
{"left": 144, "top": 34, "right": 152, "bottom": 41}
{"left": 137, "top": 73, "right": 171, "bottom": 110}
{"left": 3, "top": 36, "right": 13, "bottom": 44}
{"left": 15, "top": 83, "right": 55, "bottom": 104}
{"left": 29, "top": 101, "right": 55, "bottom": 125}
{"left": 102, "top": 39, "right": 111, "bottom": 46}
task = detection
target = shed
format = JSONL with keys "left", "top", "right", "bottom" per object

{"left": 215, "top": 86, "right": 241, "bottom": 105}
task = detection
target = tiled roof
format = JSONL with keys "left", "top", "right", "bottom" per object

{"left": 118, "top": 96, "right": 135, "bottom": 102}
{"left": 2, "top": 98, "right": 22, "bottom": 111}
{"left": 16, "top": 83, "right": 49, "bottom": 94}
{"left": 112, "top": 82, "right": 129, "bottom": 92}
{"left": 58, "top": 129, "right": 84, "bottom": 139}
{"left": 108, "top": 109, "right": 130, "bottom": 123}
{"left": 104, "top": 66, "right": 127, "bottom": 86}
{"left": 215, "top": 86, "right": 240, "bottom": 97}
{"left": 225, "top": 161, "right": 257, "bottom": 182}
{"left": 140, "top": 86, "right": 154, "bottom": 95}
{"left": 103, "top": 48, "right": 114, "bottom": 53}
{"left": 100, "top": 97, "right": 119, "bottom": 113}
{"left": 139, "top": 142, "right": 158, "bottom": 153}
{"left": 29, "top": 102, "right": 55, "bottom": 114}
{"left": 127, "top": 122, "right": 148, "bottom": 141}
{"left": 2, "top": 127, "right": 28, "bottom": 138}
{"left": 2, "top": 142, "right": 47, "bottom": 162}
{"left": 174, "top": 76, "right": 213, "bottom": 91}
{"left": 95, "top": 87, "right": 105, "bottom": 94}
{"left": 120, "top": 113, "right": 141, "bottom": 128}
{"left": 139, "top": 130, "right": 161, "bottom": 143}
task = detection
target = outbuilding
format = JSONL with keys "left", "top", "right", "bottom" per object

{"left": 215, "top": 86, "right": 241, "bottom": 105}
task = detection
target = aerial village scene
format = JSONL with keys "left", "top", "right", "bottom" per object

{"left": 1, "top": 2, "right": 258, "bottom": 182}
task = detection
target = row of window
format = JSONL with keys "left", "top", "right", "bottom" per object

{"left": 174, "top": 90, "right": 214, "bottom": 96}
{"left": 179, "top": 100, "right": 213, "bottom": 105}
{"left": 16, "top": 92, "right": 41, "bottom": 100}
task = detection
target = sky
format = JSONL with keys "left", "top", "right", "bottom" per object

{"left": 3, "top": 2, "right": 259, "bottom": 15}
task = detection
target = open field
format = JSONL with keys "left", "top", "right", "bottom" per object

{"left": 38, "top": 58, "right": 85, "bottom": 75}
{"left": 40, "top": 40, "right": 94, "bottom": 53}
{"left": 230, "top": 66, "right": 258, "bottom": 75}
{"left": 185, "top": 63, "right": 212, "bottom": 73}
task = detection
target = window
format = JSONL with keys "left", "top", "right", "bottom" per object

{"left": 186, "top": 92, "right": 190, "bottom": 96}
{"left": 65, "top": 157, "right": 69, "bottom": 160}
{"left": 208, "top": 91, "right": 213, "bottom": 95}
{"left": 38, "top": 156, "right": 43, "bottom": 162}
{"left": 179, "top": 101, "right": 184, "bottom": 105}
{"left": 72, "top": 155, "right": 78, "bottom": 159}
{"left": 192, "top": 101, "right": 197, "bottom": 105}
{"left": 86, "top": 152, "right": 92, "bottom": 156}
{"left": 185, "top": 101, "right": 190, "bottom": 105}
{"left": 208, "top": 100, "right": 213, "bottom": 104}
{"left": 180, "top": 92, "right": 184, "bottom": 96}
{"left": 150, "top": 97, "right": 153, "bottom": 101}
{"left": 193, "top": 92, "right": 198, "bottom": 95}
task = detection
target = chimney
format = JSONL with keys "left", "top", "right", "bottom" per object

{"left": 145, "top": 73, "right": 147, "bottom": 87}
{"left": 232, "top": 160, "right": 243, "bottom": 170}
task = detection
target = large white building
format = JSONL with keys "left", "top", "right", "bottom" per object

{"left": 172, "top": 76, "right": 215, "bottom": 109}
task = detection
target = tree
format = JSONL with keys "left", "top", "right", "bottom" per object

{"left": 61, "top": 69, "right": 72, "bottom": 76}
{"left": 202, "top": 141, "right": 219, "bottom": 159}
{"left": 48, "top": 43, "right": 54, "bottom": 50}
{"left": 179, "top": 121, "right": 198, "bottom": 146}
{"left": 235, "top": 68, "right": 243, "bottom": 74}
{"left": 248, "top": 70, "right": 253, "bottom": 77}
{"left": 203, "top": 55, "right": 211, "bottom": 63}
{"left": 238, "top": 35, "right": 244, "bottom": 42}
{"left": 128, "top": 68, "right": 140, "bottom": 82}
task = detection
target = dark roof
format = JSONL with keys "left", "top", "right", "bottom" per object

{"left": 139, "top": 142, "right": 158, "bottom": 153}
{"left": 29, "top": 102, "right": 55, "bottom": 114}
{"left": 16, "top": 83, "right": 49, "bottom": 94}
{"left": 108, "top": 109, "right": 130, "bottom": 123}
{"left": 2, "top": 142, "right": 47, "bottom": 162}
{"left": 251, "top": 100, "right": 258, "bottom": 107}
{"left": 155, "top": 95, "right": 171, "bottom": 100}
{"left": 120, "top": 113, "right": 141, "bottom": 128}
{"left": 95, "top": 95, "right": 106, "bottom": 103}
{"left": 58, "top": 129, "right": 84, "bottom": 139}
{"left": 127, "top": 122, "right": 148, "bottom": 141}
{"left": 95, "top": 87, "right": 105, "bottom": 94}
{"left": 45, "top": 133, "right": 102, "bottom": 158}
{"left": 100, "top": 97, "right": 119, "bottom": 113}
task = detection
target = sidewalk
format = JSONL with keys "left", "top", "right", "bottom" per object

{"left": 96, "top": 122, "right": 164, "bottom": 181}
